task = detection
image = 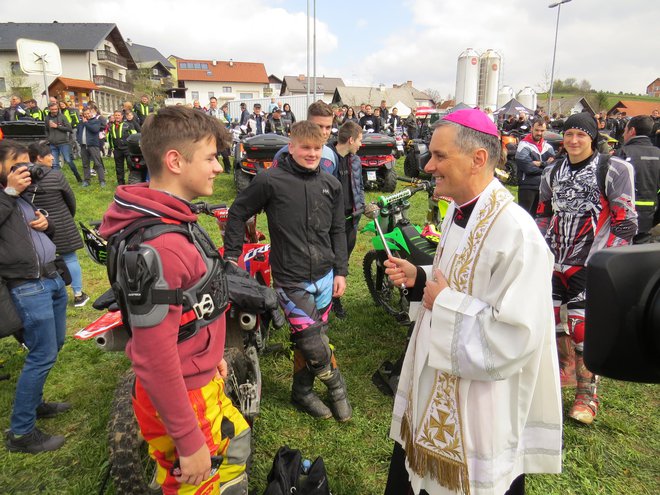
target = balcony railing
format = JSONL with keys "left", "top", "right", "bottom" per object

{"left": 97, "top": 50, "right": 127, "bottom": 67}
{"left": 93, "top": 75, "right": 132, "bottom": 93}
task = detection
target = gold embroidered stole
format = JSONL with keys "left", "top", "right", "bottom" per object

{"left": 400, "top": 185, "right": 513, "bottom": 495}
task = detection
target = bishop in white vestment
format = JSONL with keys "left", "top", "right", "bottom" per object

{"left": 385, "top": 110, "right": 562, "bottom": 495}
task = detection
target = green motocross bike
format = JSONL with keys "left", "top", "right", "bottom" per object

{"left": 362, "top": 176, "right": 450, "bottom": 325}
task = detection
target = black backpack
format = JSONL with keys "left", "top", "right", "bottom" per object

{"left": 264, "top": 446, "right": 331, "bottom": 495}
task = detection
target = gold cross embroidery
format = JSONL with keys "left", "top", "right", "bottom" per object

{"left": 429, "top": 409, "right": 455, "bottom": 443}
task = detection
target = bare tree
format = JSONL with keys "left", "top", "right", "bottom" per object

{"left": 2, "top": 62, "right": 41, "bottom": 101}
{"left": 537, "top": 68, "right": 552, "bottom": 93}
{"left": 424, "top": 88, "right": 442, "bottom": 105}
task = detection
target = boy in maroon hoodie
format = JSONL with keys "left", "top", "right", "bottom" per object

{"left": 100, "top": 107, "right": 249, "bottom": 494}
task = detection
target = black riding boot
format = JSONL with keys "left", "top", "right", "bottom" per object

{"left": 291, "top": 350, "right": 332, "bottom": 419}
{"left": 319, "top": 368, "right": 352, "bottom": 422}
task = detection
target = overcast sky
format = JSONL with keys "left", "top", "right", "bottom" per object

{"left": 1, "top": 0, "right": 658, "bottom": 97}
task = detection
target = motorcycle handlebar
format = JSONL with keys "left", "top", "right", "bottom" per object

{"left": 346, "top": 207, "right": 365, "bottom": 220}
{"left": 396, "top": 176, "right": 433, "bottom": 190}
{"left": 191, "top": 202, "right": 229, "bottom": 216}
{"left": 374, "top": 177, "right": 433, "bottom": 207}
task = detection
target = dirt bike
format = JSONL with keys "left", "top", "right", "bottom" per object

{"left": 76, "top": 203, "right": 283, "bottom": 494}
{"left": 361, "top": 177, "right": 450, "bottom": 325}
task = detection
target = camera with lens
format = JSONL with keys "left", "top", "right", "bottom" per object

{"left": 10, "top": 162, "right": 47, "bottom": 182}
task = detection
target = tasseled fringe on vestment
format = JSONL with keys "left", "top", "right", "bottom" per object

{"left": 400, "top": 412, "right": 471, "bottom": 495}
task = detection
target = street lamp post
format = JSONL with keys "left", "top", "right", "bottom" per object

{"left": 548, "top": 0, "right": 572, "bottom": 115}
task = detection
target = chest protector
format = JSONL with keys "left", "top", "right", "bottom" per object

{"left": 106, "top": 217, "right": 228, "bottom": 343}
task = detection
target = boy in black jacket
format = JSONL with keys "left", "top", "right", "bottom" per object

{"left": 224, "top": 121, "right": 352, "bottom": 421}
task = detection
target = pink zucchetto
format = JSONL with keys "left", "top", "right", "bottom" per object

{"left": 442, "top": 109, "right": 499, "bottom": 137}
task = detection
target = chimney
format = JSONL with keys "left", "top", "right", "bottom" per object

{"left": 126, "top": 38, "right": 132, "bottom": 46}
{"left": 298, "top": 74, "right": 306, "bottom": 81}
{"left": 212, "top": 60, "right": 217, "bottom": 66}
{"left": 406, "top": 80, "right": 413, "bottom": 87}
{"left": 379, "top": 83, "right": 386, "bottom": 92}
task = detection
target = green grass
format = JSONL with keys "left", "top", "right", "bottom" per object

{"left": 1, "top": 157, "right": 659, "bottom": 494}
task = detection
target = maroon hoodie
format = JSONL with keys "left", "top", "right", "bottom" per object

{"left": 100, "top": 184, "right": 226, "bottom": 456}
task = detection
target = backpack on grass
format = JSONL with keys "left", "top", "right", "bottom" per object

{"left": 264, "top": 446, "right": 331, "bottom": 495}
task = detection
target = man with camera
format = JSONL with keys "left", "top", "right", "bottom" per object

{"left": 0, "top": 140, "right": 70, "bottom": 454}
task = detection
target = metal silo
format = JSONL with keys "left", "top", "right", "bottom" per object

{"left": 517, "top": 87, "right": 537, "bottom": 112}
{"left": 455, "top": 48, "right": 480, "bottom": 107}
{"left": 477, "top": 49, "right": 501, "bottom": 111}
{"left": 497, "top": 85, "right": 514, "bottom": 109}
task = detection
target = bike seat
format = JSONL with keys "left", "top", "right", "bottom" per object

{"left": 93, "top": 288, "right": 117, "bottom": 311}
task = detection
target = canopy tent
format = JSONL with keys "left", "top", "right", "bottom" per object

{"left": 390, "top": 100, "right": 412, "bottom": 117}
{"left": 446, "top": 102, "right": 472, "bottom": 114}
{"left": 494, "top": 98, "right": 534, "bottom": 117}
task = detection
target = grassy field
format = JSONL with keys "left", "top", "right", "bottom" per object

{"left": 0, "top": 157, "right": 658, "bottom": 494}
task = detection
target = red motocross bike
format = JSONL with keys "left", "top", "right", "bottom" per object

{"left": 76, "top": 204, "right": 282, "bottom": 494}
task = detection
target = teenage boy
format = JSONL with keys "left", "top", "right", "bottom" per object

{"left": 99, "top": 107, "right": 250, "bottom": 494}
{"left": 537, "top": 112, "right": 637, "bottom": 425}
{"left": 327, "top": 121, "right": 365, "bottom": 318}
{"left": 273, "top": 100, "right": 338, "bottom": 175}
{"left": 224, "top": 121, "right": 352, "bottom": 422}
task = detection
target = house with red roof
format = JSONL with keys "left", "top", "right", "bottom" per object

{"left": 168, "top": 56, "right": 269, "bottom": 106}
{"left": 607, "top": 99, "right": 660, "bottom": 117}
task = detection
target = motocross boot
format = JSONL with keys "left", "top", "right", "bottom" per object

{"left": 319, "top": 367, "right": 352, "bottom": 422}
{"left": 220, "top": 471, "right": 248, "bottom": 494}
{"left": 291, "top": 350, "right": 332, "bottom": 419}
{"left": 556, "top": 333, "right": 577, "bottom": 388}
{"left": 569, "top": 351, "right": 600, "bottom": 425}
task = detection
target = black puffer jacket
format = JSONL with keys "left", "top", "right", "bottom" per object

{"left": 0, "top": 189, "right": 56, "bottom": 280}
{"left": 224, "top": 153, "right": 347, "bottom": 285}
{"left": 24, "top": 166, "right": 83, "bottom": 253}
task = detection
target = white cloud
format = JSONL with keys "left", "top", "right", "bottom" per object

{"left": 346, "top": 0, "right": 660, "bottom": 97}
{"left": 1, "top": 0, "right": 657, "bottom": 99}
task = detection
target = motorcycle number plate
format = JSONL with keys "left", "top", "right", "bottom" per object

{"left": 367, "top": 171, "right": 377, "bottom": 181}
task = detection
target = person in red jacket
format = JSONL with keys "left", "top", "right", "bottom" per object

{"left": 100, "top": 107, "right": 249, "bottom": 494}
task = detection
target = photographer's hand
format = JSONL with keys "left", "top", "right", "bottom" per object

{"left": 6, "top": 166, "right": 31, "bottom": 194}
{"left": 30, "top": 210, "right": 49, "bottom": 232}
